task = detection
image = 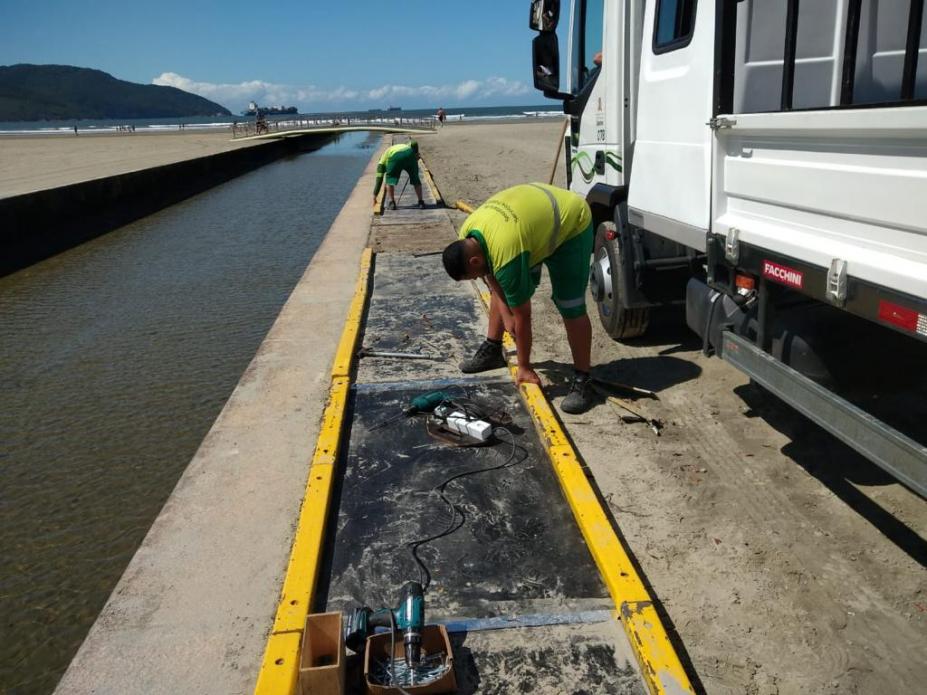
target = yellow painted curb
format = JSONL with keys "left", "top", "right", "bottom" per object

{"left": 454, "top": 199, "right": 475, "bottom": 214}
{"left": 417, "top": 155, "right": 445, "bottom": 207}
{"left": 476, "top": 291, "right": 694, "bottom": 695}
{"left": 253, "top": 248, "right": 373, "bottom": 695}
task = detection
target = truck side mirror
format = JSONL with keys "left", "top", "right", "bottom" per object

{"left": 532, "top": 32, "right": 561, "bottom": 94}
{"left": 529, "top": 0, "right": 559, "bottom": 32}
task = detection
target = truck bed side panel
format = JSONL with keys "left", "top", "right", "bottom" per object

{"left": 711, "top": 107, "right": 927, "bottom": 301}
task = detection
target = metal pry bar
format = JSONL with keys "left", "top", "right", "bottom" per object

{"left": 356, "top": 347, "right": 442, "bottom": 360}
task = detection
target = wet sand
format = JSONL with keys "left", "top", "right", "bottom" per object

{"left": 0, "top": 130, "right": 259, "bottom": 198}
{"left": 419, "top": 121, "right": 927, "bottom": 695}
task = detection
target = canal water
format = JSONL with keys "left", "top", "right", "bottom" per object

{"left": 0, "top": 131, "right": 375, "bottom": 693}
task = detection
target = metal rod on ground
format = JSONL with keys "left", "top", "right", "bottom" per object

{"left": 397, "top": 176, "right": 409, "bottom": 203}
{"left": 548, "top": 117, "right": 570, "bottom": 185}
{"left": 356, "top": 348, "right": 441, "bottom": 360}
{"left": 591, "top": 376, "right": 657, "bottom": 399}
{"left": 593, "top": 385, "right": 663, "bottom": 435}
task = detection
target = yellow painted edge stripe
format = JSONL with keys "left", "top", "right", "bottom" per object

{"left": 454, "top": 199, "right": 475, "bottom": 214}
{"left": 254, "top": 249, "right": 373, "bottom": 695}
{"left": 623, "top": 602, "right": 693, "bottom": 695}
{"left": 253, "top": 631, "right": 301, "bottom": 694}
{"left": 475, "top": 290, "right": 694, "bottom": 695}
{"left": 332, "top": 248, "right": 373, "bottom": 376}
{"left": 417, "top": 155, "right": 445, "bottom": 207}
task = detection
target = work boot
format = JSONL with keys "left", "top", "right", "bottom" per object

{"left": 459, "top": 340, "right": 506, "bottom": 373}
{"left": 561, "top": 372, "right": 595, "bottom": 414}
{"left": 417, "top": 200, "right": 426, "bottom": 209}
{"left": 388, "top": 200, "right": 397, "bottom": 210}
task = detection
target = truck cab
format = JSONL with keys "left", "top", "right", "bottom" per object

{"left": 530, "top": 0, "right": 927, "bottom": 494}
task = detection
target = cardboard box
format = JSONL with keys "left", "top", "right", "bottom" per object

{"left": 364, "top": 624, "right": 456, "bottom": 695}
{"left": 298, "top": 612, "right": 345, "bottom": 695}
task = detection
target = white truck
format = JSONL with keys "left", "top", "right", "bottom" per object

{"left": 529, "top": 0, "right": 927, "bottom": 494}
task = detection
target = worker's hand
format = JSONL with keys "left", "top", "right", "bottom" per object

{"left": 516, "top": 366, "right": 542, "bottom": 386}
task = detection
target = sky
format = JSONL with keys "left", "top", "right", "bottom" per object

{"left": 0, "top": 0, "right": 557, "bottom": 113}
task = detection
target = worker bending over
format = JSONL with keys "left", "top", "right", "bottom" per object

{"left": 441, "top": 183, "right": 595, "bottom": 414}
{"left": 372, "top": 141, "right": 425, "bottom": 210}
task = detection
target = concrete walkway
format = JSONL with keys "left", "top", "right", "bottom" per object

{"left": 54, "top": 146, "right": 383, "bottom": 695}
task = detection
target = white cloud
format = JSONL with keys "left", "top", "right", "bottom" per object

{"left": 152, "top": 72, "right": 530, "bottom": 111}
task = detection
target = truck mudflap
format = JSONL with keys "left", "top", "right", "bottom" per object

{"left": 706, "top": 233, "right": 927, "bottom": 345}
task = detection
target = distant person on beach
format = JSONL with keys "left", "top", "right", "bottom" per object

{"left": 73, "top": 125, "right": 78, "bottom": 136}
{"left": 437, "top": 107, "right": 446, "bottom": 126}
{"left": 372, "top": 141, "right": 425, "bottom": 210}
{"left": 441, "top": 183, "right": 595, "bottom": 414}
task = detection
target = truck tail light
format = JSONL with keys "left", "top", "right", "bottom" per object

{"left": 735, "top": 273, "right": 755, "bottom": 291}
{"left": 878, "top": 300, "right": 927, "bottom": 337}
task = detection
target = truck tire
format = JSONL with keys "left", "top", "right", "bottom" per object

{"left": 590, "top": 218, "right": 650, "bottom": 339}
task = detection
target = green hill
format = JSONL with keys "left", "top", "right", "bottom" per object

{"left": 0, "top": 64, "right": 231, "bottom": 121}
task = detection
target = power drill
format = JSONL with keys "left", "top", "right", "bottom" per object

{"left": 370, "top": 391, "right": 449, "bottom": 431}
{"left": 344, "top": 581, "right": 425, "bottom": 667}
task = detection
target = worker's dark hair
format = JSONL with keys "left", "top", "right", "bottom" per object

{"left": 442, "top": 239, "right": 468, "bottom": 281}
{"left": 409, "top": 140, "right": 419, "bottom": 153}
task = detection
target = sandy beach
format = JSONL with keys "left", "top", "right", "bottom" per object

{"left": 420, "top": 121, "right": 927, "bottom": 695}
{"left": 0, "top": 130, "right": 258, "bottom": 199}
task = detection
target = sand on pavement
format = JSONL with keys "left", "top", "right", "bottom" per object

{"left": 419, "top": 120, "right": 927, "bottom": 695}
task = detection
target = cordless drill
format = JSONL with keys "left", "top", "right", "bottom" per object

{"left": 344, "top": 581, "right": 425, "bottom": 668}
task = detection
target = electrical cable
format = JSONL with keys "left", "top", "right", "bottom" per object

{"left": 407, "top": 426, "right": 527, "bottom": 591}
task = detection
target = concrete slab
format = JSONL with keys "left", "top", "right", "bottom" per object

{"left": 450, "top": 619, "right": 644, "bottom": 695}
{"left": 357, "top": 253, "right": 494, "bottom": 385}
{"left": 320, "top": 380, "right": 609, "bottom": 617}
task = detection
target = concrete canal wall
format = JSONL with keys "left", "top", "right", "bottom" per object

{"left": 0, "top": 133, "right": 334, "bottom": 276}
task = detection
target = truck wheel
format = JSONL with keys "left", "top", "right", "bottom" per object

{"left": 590, "top": 219, "right": 649, "bottom": 339}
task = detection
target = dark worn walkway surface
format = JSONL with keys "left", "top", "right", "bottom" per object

{"left": 315, "top": 170, "right": 645, "bottom": 694}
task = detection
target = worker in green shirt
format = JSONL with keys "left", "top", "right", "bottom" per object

{"left": 372, "top": 141, "right": 425, "bottom": 210}
{"left": 441, "top": 183, "right": 595, "bottom": 414}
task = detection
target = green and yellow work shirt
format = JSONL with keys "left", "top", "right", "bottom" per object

{"left": 458, "top": 183, "right": 592, "bottom": 313}
{"left": 373, "top": 144, "right": 420, "bottom": 195}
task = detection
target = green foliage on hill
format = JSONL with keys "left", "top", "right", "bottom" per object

{"left": 0, "top": 64, "right": 231, "bottom": 121}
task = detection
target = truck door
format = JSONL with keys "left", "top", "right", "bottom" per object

{"left": 628, "top": 0, "right": 715, "bottom": 252}
{"left": 566, "top": 0, "right": 613, "bottom": 196}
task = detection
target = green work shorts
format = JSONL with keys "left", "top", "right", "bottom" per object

{"left": 530, "top": 222, "right": 594, "bottom": 319}
{"left": 385, "top": 153, "right": 421, "bottom": 187}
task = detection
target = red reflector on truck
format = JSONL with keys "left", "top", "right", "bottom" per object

{"left": 878, "top": 300, "right": 927, "bottom": 336}
{"left": 762, "top": 260, "right": 804, "bottom": 289}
